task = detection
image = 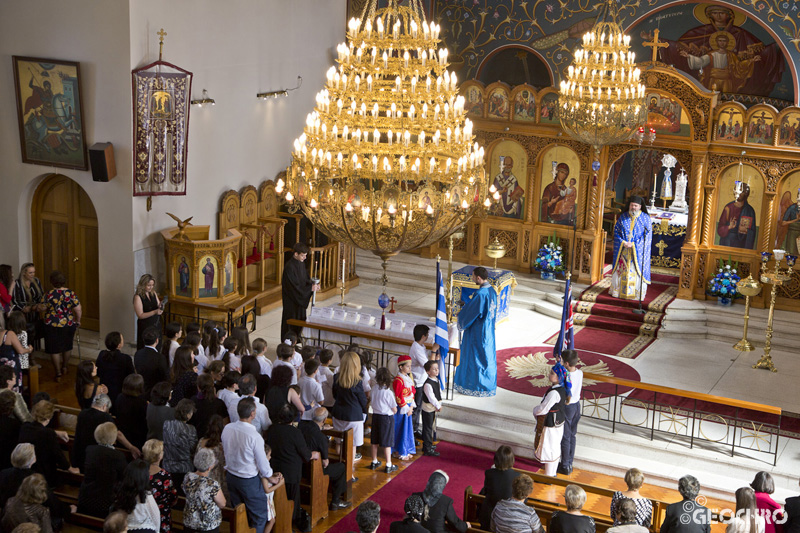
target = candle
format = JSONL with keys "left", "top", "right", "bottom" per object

{"left": 342, "top": 258, "right": 346, "bottom": 282}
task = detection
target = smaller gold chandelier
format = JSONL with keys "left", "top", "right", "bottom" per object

{"left": 559, "top": 0, "right": 647, "bottom": 159}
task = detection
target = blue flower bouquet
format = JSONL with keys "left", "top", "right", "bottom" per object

{"left": 534, "top": 238, "right": 564, "bottom": 276}
{"left": 706, "top": 259, "right": 742, "bottom": 305}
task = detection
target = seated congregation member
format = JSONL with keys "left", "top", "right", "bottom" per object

{"left": 786, "top": 478, "right": 800, "bottom": 533}
{"left": 134, "top": 326, "right": 169, "bottom": 398}
{"left": 0, "top": 365, "right": 32, "bottom": 422}
{"left": 143, "top": 439, "right": 178, "bottom": 533}
{"left": 356, "top": 500, "right": 381, "bottom": 533}
{"left": 238, "top": 372, "right": 271, "bottom": 433}
{"left": 331, "top": 351, "right": 368, "bottom": 476}
{"left": 660, "top": 475, "right": 711, "bottom": 533}
{"left": 146, "top": 382, "right": 174, "bottom": 440}
{"left": 183, "top": 447, "right": 227, "bottom": 533}
{"left": 96, "top": 331, "right": 135, "bottom": 405}
{"left": 727, "top": 487, "right": 765, "bottom": 533}
{"left": 222, "top": 397, "right": 283, "bottom": 533}
{"left": 299, "top": 407, "right": 351, "bottom": 510}
{"left": 19, "top": 401, "right": 77, "bottom": 485}
{"left": 78, "top": 422, "right": 127, "bottom": 518}
{"left": 75, "top": 359, "right": 109, "bottom": 409}
{"left": 491, "top": 474, "right": 543, "bottom": 533}
{"left": 114, "top": 374, "right": 148, "bottom": 450}
{"left": 112, "top": 460, "right": 161, "bottom": 533}
{"left": 414, "top": 470, "right": 467, "bottom": 533}
{"left": 751, "top": 471, "right": 784, "bottom": 533}
{"left": 197, "top": 415, "right": 229, "bottom": 502}
{"left": 550, "top": 485, "right": 596, "bottom": 533}
{"left": 191, "top": 373, "right": 229, "bottom": 439}
{"left": 0, "top": 443, "right": 37, "bottom": 511}
{"left": 390, "top": 494, "right": 427, "bottom": 533}
{"left": 162, "top": 398, "right": 198, "bottom": 490}
{"left": 217, "top": 370, "right": 242, "bottom": 421}
{"left": 266, "top": 403, "right": 319, "bottom": 530}
{"left": 608, "top": 498, "right": 649, "bottom": 533}
{"left": 610, "top": 468, "right": 653, "bottom": 527}
{"left": 1, "top": 474, "right": 53, "bottom": 533}
{"left": 72, "top": 393, "right": 141, "bottom": 471}
{"left": 479, "top": 445, "right": 521, "bottom": 530}
{"left": 0, "top": 389, "right": 22, "bottom": 470}
{"left": 169, "top": 346, "right": 198, "bottom": 407}
{"left": 266, "top": 365, "right": 304, "bottom": 423}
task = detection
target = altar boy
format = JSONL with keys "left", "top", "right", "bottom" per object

{"left": 558, "top": 349, "right": 582, "bottom": 475}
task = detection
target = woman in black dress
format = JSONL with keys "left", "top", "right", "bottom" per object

{"left": 114, "top": 374, "right": 148, "bottom": 450}
{"left": 550, "top": 485, "right": 596, "bottom": 533}
{"left": 96, "top": 331, "right": 135, "bottom": 405}
{"left": 266, "top": 365, "right": 304, "bottom": 422}
{"left": 414, "top": 470, "right": 467, "bottom": 533}
{"left": 479, "top": 445, "right": 521, "bottom": 530}
{"left": 11, "top": 262, "right": 46, "bottom": 346}
{"left": 168, "top": 346, "right": 198, "bottom": 407}
{"left": 19, "top": 401, "right": 77, "bottom": 486}
{"left": 133, "top": 274, "right": 162, "bottom": 350}
{"left": 42, "top": 271, "right": 81, "bottom": 382}
{"left": 77, "top": 421, "right": 127, "bottom": 517}
{"left": 74, "top": 360, "right": 108, "bottom": 409}
{"left": 190, "top": 373, "right": 229, "bottom": 439}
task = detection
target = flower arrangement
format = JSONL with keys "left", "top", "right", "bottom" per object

{"left": 707, "top": 259, "right": 742, "bottom": 299}
{"left": 534, "top": 237, "right": 564, "bottom": 273}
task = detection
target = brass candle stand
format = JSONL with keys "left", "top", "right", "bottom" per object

{"left": 484, "top": 236, "right": 507, "bottom": 270}
{"left": 753, "top": 251, "right": 796, "bottom": 372}
{"left": 733, "top": 274, "right": 761, "bottom": 352}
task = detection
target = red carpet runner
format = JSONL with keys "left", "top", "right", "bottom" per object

{"left": 547, "top": 273, "right": 679, "bottom": 359}
{"left": 327, "top": 441, "right": 542, "bottom": 532}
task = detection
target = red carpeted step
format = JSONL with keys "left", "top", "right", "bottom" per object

{"left": 651, "top": 272, "right": 680, "bottom": 285}
{"left": 584, "top": 282, "right": 675, "bottom": 312}
{"left": 578, "top": 302, "right": 664, "bottom": 325}
{"left": 581, "top": 314, "right": 653, "bottom": 336}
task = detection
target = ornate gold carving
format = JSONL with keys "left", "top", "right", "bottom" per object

{"left": 489, "top": 229, "right": 518, "bottom": 258}
{"left": 681, "top": 252, "right": 694, "bottom": 290}
{"left": 643, "top": 68, "right": 714, "bottom": 143}
{"left": 707, "top": 154, "right": 798, "bottom": 192}
{"left": 523, "top": 230, "right": 531, "bottom": 264}
{"left": 607, "top": 146, "right": 693, "bottom": 179}
{"left": 477, "top": 131, "right": 593, "bottom": 169}
{"left": 776, "top": 269, "right": 800, "bottom": 299}
{"left": 701, "top": 188, "right": 716, "bottom": 246}
{"left": 472, "top": 223, "right": 481, "bottom": 256}
{"left": 582, "top": 240, "right": 592, "bottom": 275}
{"left": 240, "top": 186, "right": 258, "bottom": 225}
{"left": 697, "top": 252, "right": 707, "bottom": 290}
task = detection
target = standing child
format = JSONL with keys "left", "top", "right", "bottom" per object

{"left": 282, "top": 331, "right": 304, "bottom": 371}
{"left": 558, "top": 349, "right": 582, "bottom": 475}
{"left": 420, "top": 360, "right": 442, "bottom": 457}
{"left": 274, "top": 344, "right": 298, "bottom": 385}
{"left": 318, "top": 349, "right": 335, "bottom": 408}
{"left": 260, "top": 444, "right": 285, "bottom": 533}
{"left": 183, "top": 332, "right": 207, "bottom": 374}
{"left": 392, "top": 355, "right": 416, "bottom": 461}
{"left": 298, "top": 359, "right": 324, "bottom": 421}
{"left": 162, "top": 322, "right": 182, "bottom": 368}
{"left": 532, "top": 363, "right": 570, "bottom": 476}
{"left": 231, "top": 326, "right": 252, "bottom": 357}
{"left": 220, "top": 337, "right": 240, "bottom": 372}
{"left": 6, "top": 311, "right": 31, "bottom": 375}
{"left": 409, "top": 324, "right": 433, "bottom": 438}
{"left": 369, "top": 367, "right": 397, "bottom": 473}
{"left": 253, "top": 338, "right": 272, "bottom": 377}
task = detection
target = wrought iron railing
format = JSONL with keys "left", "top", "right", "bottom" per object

{"left": 581, "top": 372, "right": 783, "bottom": 466}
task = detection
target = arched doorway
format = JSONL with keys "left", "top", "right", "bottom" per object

{"left": 31, "top": 175, "right": 99, "bottom": 331}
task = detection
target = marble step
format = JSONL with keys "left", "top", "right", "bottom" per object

{"left": 436, "top": 399, "right": 799, "bottom": 503}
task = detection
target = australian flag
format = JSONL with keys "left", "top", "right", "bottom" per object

{"left": 553, "top": 276, "right": 575, "bottom": 362}
{"left": 435, "top": 262, "right": 449, "bottom": 386}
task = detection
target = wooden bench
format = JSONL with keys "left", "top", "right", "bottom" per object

{"left": 54, "top": 467, "right": 293, "bottom": 533}
{"left": 322, "top": 426, "right": 355, "bottom": 502}
{"left": 301, "top": 457, "right": 330, "bottom": 526}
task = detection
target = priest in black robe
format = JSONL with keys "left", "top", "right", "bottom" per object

{"left": 281, "top": 242, "right": 318, "bottom": 340}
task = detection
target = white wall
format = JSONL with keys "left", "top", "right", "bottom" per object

{"left": 0, "top": 0, "right": 346, "bottom": 341}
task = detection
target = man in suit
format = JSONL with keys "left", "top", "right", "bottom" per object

{"left": 785, "top": 479, "right": 800, "bottom": 533}
{"left": 298, "top": 407, "right": 351, "bottom": 511}
{"left": 660, "top": 475, "right": 711, "bottom": 533}
{"left": 134, "top": 326, "right": 168, "bottom": 397}
{"left": 71, "top": 394, "right": 141, "bottom": 471}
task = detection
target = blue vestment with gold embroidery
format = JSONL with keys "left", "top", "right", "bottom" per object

{"left": 454, "top": 282, "right": 497, "bottom": 397}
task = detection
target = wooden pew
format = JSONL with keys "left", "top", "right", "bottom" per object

{"left": 301, "top": 457, "right": 330, "bottom": 526}
{"left": 322, "top": 427, "right": 355, "bottom": 502}
{"left": 463, "top": 485, "right": 616, "bottom": 533}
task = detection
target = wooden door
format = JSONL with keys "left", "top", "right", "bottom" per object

{"left": 32, "top": 175, "right": 100, "bottom": 331}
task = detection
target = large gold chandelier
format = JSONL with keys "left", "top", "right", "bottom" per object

{"left": 278, "top": 0, "right": 489, "bottom": 269}
{"left": 558, "top": 0, "right": 647, "bottom": 161}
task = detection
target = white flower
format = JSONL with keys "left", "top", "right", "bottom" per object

{"left": 732, "top": 270, "right": 737, "bottom": 274}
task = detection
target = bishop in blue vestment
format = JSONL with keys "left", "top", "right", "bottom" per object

{"left": 454, "top": 266, "right": 498, "bottom": 397}
{"left": 611, "top": 195, "right": 652, "bottom": 300}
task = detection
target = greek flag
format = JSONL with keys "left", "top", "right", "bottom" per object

{"left": 553, "top": 276, "right": 575, "bottom": 361}
{"left": 435, "top": 262, "right": 449, "bottom": 386}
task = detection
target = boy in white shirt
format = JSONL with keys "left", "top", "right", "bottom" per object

{"left": 317, "top": 349, "right": 335, "bottom": 407}
{"left": 558, "top": 349, "right": 583, "bottom": 475}
{"left": 298, "top": 359, "right": 325, "bottom": 421}
{"left": 252, "top": 338, "right": 272, "bottom": 377}
{"left": 283, "top": 331, "right": 304, "bottom": 370}
{"left": 273, "top": 344, "right": 298, "bottom": 385}
{"left": 409, "top": 324, "right": 436, "bottom": 437}
{"left": 421, "top": 360, "right": 443, "bottom": 457}
{"left": 164, "top": 322, "right": 182, "bottom": 368}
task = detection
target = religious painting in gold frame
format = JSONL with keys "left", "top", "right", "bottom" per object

{"left": 715, "top": 105, "right": 745, "bottom": 142}
{"left": 646, "top": 92, "right": 691, "bottom": 138}
{"left": 777, "top": 111, "right": 800, "bottom": 147}
{"left": 714, "top": 164, "right": 763, "bottom": 250}
{"left": 538, "top": 146, "right": 580, "bottom": 226}
{"left": 199, "top": 255, "right": 219, "bottom": 298}
{"left": 223, "top": 252, "right": 236, "bottom": 296}
{"left": 745, "top": 105, "right": 777, "bottom": 145}
{"left": 512, "top": 85, "right": 536, "bottom": 122}
{"left": 176, "top": 255, "right": 192, "bottom": 297}
{"left": 487, "top": 139, "right": 527, "bottom": 220}
{"left": 461, "top": 82, "right": 485, "bottom": 118}
{"left": 486, "top": 85, "right": 510, "bottom": 120}
{"left": 538, "top": 89, "right": 559, "bottom": 125}
{"left": 774, "top": 170, "right": 800, "bottom": 253}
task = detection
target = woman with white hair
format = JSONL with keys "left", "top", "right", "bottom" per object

{"left": 183, "top": 447, "right": 226, "bottom": 533}
{"left": 549, "top": 485, "right": 596, "bottom": 533}
{"left": 412, "top": 470, "right": 467, "bottom": 533}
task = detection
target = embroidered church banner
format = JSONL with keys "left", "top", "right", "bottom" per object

{"left": 132, "top": 61, "right": 192, "bottom": 196}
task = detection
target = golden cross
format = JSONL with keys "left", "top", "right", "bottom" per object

{"left": 157, "top": 28, "right": 167, "bottom": 60}
{"left": 655, "top": 239, "right": 668, "bottom": 256}
{"left": 643, "top": 29, "right": 669, "bottom": 63}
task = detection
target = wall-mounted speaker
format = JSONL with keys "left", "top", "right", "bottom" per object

{"left": 89, "top": 142, "right": 116, "bottom": 182}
